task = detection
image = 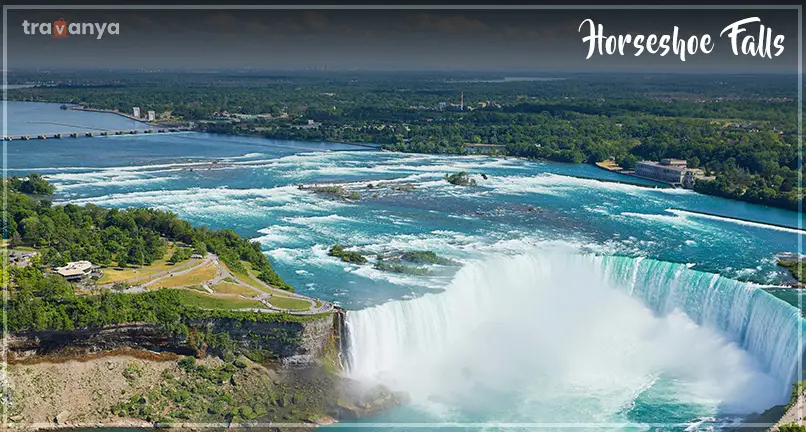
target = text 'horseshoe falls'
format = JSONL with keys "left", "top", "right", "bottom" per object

{"left": 346, "top": 251, "right": 805, "bottom": 424}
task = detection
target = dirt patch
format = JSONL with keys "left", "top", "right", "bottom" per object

{"left": 7, "top": 353, "right": 222, "bottom": 427}
{"left": 8, "top": 348, "right": 181, "bottom": 366}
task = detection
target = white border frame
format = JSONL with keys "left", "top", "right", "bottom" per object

{"left": 1, "top": 4, "right": 803, "bottom": 430}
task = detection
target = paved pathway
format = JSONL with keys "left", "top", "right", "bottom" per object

{"left": 113, "top": 254, "right": 333, "bottom": 315}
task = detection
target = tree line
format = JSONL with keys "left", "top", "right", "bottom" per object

{"left": 3, "top": 176, "right": 291, "bottom": 290}
{"left": 8, "top": 72, "right": 801, "bottom": 211}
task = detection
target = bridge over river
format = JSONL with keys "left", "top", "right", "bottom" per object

{"left": 3, "top": 126, "right": 193, "bottom": 141}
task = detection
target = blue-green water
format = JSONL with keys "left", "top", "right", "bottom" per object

{"left": 2, "top": 101, "right": 153, "bottom": 136}
{"left": 5, "top": 102, "right": 804, "bottom": 431}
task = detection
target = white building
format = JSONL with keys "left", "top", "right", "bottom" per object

{"left": 132, "top": 107, "right": 141, "bottom": 119}
{"left": 147, "top": 110, "right": 156, "bottom": 121}
{"left": 635, "top": 159, "right": 688, "bottom": 184}
{"left": 54, "top": 260, "right": 93, "bottom": 281}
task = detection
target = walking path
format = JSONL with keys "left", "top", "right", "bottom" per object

{"left": 111, "top": 253, "right": 333, "bottom": 315}
{"left": 99, "top": 256, "right": 205, "bottom": 290}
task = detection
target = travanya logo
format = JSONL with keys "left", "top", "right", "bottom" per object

{"left": 22, "top": 18, "right": 120, "bottom": 39}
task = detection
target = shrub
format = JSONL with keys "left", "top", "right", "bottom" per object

{"left": 122, "top": 362, "right": 143, "bottom": 382}
{"left": 445, "top": 171, "right": 476, "bottom": 186}
{"left": 374, "top": 261, "right": 431, "bottom": 275}
{"left": 401, "top": 250, "right": 459, "bottom": 266}
{"left": 178, "top": 356, "right": 196, "bottom": 372}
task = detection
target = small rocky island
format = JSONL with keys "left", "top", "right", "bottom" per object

{"left": 776, "top": 253, "right": 805, "bottom": 287}
{"left": 328, "top": 245, "right": 460, "bottom": 276}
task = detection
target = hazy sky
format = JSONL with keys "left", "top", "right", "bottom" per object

{"left": 3, "top": 8, "right": 800, "bottom": 73}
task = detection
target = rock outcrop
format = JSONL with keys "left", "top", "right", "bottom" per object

{"left": 3, "top": 311, "right": 343, "bottom": 367}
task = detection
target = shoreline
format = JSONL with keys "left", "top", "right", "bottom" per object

{"left": 669, "top": 207, "right": 805, "bottom": 233}
{"left": 64, "top": 106, "right": 159, "bottom": 127}
{"left": 551, "top": 172, "right": 671, "bottom": 189}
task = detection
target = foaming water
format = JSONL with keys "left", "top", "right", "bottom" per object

{"left": 347, "top": 250, "right": 801, "bottom": 427}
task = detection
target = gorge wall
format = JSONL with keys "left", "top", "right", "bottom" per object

{"left": 3, "top": 310, "right": 344, "bottom": 367}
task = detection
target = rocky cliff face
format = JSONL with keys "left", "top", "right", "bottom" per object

{"left": 1, "top": 309, "right": 408, "bottom": 429}
{"left": 192, "top": 312, "right": 339, "bottom": 366}
{"left": 3, "top": 311, "right": 343, "bottom": 367}
{"left": 4, "top": 323, "right": 187, "bottom": 362}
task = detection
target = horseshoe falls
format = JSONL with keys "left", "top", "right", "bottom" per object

{"left": 347, "top": 252, "right": 804, "bottom": 428}
{"left": 8, "top": 102, "right": 806, "bottom": 431}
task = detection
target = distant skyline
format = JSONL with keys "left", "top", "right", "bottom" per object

{"left": 3, "top": 8, "right": 800, "bottom": 73}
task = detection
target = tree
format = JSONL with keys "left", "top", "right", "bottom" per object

{"left": 19, "top": 216, "right": 44, "bottom": 246}
{"left": 169, "top": 247, "right": 193, "bottom": 264}
{"left": 616, "top": 154, "right": 639, "bottom": 170}
{"left": 37, "top": 274, "right": 74, "bottom": 301}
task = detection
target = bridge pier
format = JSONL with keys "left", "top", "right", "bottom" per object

{"left": 37, "top": 135, "right": 47, "bottom": 140}
{"left": 54, "top": 133, "right": 62, "bottom": 139}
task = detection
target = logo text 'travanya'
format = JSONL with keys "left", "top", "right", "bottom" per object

{"left": 22, "top": 18, "right": 120, "bottom": 39}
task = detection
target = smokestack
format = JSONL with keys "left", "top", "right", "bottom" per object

{"left": 460, "top": 91, "right": 464, "bottom": 111}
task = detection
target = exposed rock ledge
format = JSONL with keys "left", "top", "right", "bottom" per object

{"left": 770, "top": 389, "right": 806, "bottom": 431}
{"left": 3, "top": 312, "right": 338, "bottom": 366}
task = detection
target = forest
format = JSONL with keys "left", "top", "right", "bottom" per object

{"left": 2, "top": 176, "right": 291, "bottom": 291}
{"left": 7, "top": 71, "right": 802, "bottom": 210}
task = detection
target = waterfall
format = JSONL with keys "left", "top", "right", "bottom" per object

{"left": 346, "top": 251, "right": 804, "bottom": 415}
{"left": 596, "top": 254, "right": 804, "bottom": 389}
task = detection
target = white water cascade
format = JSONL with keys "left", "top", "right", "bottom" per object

{"left": 346, "top": 251, "right": 804, "bottom": 423}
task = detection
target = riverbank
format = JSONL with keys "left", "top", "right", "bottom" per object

{"left": 669, "top": 208, "right": 805, "bottom": 234}
{"left": 209, "top": 128, "right": 800, "bottom": 211}
{"left": 64, "top": 106, "right": 174, "bottom": 127}
{"left": 594, "top": 160, "right": 683, "bottom": 188}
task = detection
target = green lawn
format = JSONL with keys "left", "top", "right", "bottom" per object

{"left": 211, "top": 281, "right": 259, "bottom": 297}
{"left": 9, "top": 246, "right": 37, "bottom": 252}
{"left": 98, "top": 244, "right": 184, "bottom": 284}
{"left": 267, "top": 296, "right": 311, "bottom": 311}
{"left": 173, "top": 289, "right": 264, "bottom": 310}
{"left": 231, "top": 261, "right": 272, "bottom": 293}
{"left": 151, "top": 262, "right": 217, "bottom": 289}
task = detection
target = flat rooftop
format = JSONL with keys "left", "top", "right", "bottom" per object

{"left": 636, "top": 161, "right": 687, "bottom": 171}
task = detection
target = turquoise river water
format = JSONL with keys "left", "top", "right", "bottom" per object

{"left": 3, "top": 101, "right": 805, "bottom": 431}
